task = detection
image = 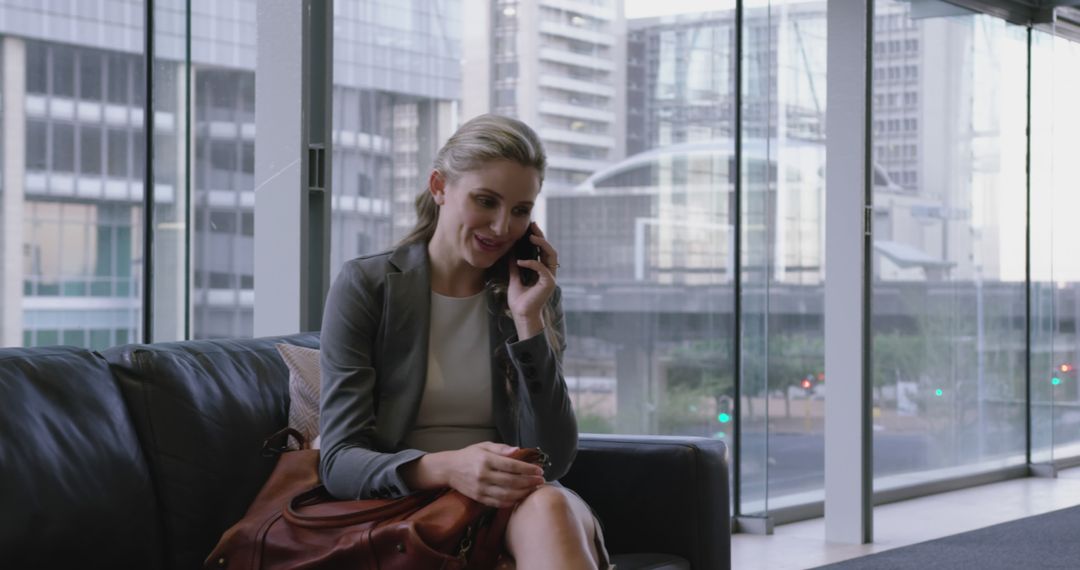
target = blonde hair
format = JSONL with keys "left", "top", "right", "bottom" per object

{"left": 401, "top": 114, "right": 546, "bottom": 245}
{"left": 401, "top": 114, "right": 562, "bottom": 357}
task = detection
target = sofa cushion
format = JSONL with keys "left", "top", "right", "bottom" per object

{"left": 0, "top": 346, "right": 164, "bottom": 569}
{"left": 275, "top": 343, "right": 322, "bottom": 447}
{"left": 102, "top": 333, "right": 319, "bottom": 570}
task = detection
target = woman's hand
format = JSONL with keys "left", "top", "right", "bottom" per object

{"left": 404, "top": 442, "right": 545, "bottom": 508}
{"left": 508, "top": 222, "right": 559, "bottom": 340}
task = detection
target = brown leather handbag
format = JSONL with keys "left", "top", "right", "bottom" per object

{"left": 205, "top": 429, "right": 545, "bottom": 569}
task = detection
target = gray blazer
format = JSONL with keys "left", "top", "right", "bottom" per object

{"left": 318, "top": 241, "right": 578, "bottom": 500}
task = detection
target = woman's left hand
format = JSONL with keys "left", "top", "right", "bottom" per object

{"left": 508, "top": 222, "right": 558, "bottom": 340}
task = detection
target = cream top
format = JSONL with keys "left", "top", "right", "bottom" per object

{"left": 402, "top": 290, "right": 498, "bottom": 452}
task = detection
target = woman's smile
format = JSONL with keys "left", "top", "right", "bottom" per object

{"left": 473, "top": 233, "right": 507, "bottom": 254}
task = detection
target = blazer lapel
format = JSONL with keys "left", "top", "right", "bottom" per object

{"left": 378, "top": 243, "right": 431, "bottom": 450}
{"left": 487, "top": 290, "right": 519, "bottom": 445}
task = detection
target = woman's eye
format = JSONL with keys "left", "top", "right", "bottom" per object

{"left": 513, "top": 207, "right": 532, "bottom": 217}
{"left": 476, "top": 196, "right": 496, "bottom": 208}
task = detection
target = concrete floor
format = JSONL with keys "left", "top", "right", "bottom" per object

{"left": 731, "top": 466, "right": 1080, "bottom": 569}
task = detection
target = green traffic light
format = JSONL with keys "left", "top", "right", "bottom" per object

{"left": 935, "top": 389, "right": 943, "bottom": 397}
{"left": 718, "top": 412, "right": 731, "bottom": 424}
{"left": 1052, "top": 377, "right": 1062, "bottom": 386}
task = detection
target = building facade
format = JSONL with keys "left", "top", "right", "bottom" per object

{"left": 463, "top": 0, "right": 628, "bottom": 192}
{"left": 0, "top": 0, "right": 463, "bottom": 346}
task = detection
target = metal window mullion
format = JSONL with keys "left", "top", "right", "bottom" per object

{"left": 732, "top": 0, "right": 744, "bottom": 520}
{"left": 1024, "top": 25, "right": 1032, "bottom": 465}
{"left": 142, "top": 0, "right": 155, "bottom": 344}
{"left": 183, "top": 0, "right": 192, "bottom": 340}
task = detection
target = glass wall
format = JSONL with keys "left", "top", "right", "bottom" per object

{"left": 1, "top": 0, "right": 261, "bottom": 346}
{"left": 1031, "top": 27, "right": 1080, "bottom": 464}
{"left": 871, "top": 2, "right": 1029, "bottom": 488}
{"left": 6, "top": 6, "right": 146, "bottom": 350}
{"left": 328, "top": 0, "right": 462, "bottom": 278}
{"left": 2, "top": 0, "right": 1079, "bottom": 523}
{"left": 152, "top": 0, "right": 189, "bottom": 342}
{"left": 189, "top": 0, "right": 258, "bottom": 339}
{"left": 327, "top": 0, "right": 741, "bottom": 500}
{"left": 740, "top": 0, "right": 828, "bottom": 514}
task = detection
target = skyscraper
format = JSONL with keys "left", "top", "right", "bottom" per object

{"left": 463, "top": 0, "right": 627, "bottom": 192}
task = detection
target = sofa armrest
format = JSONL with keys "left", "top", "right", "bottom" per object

{"left": 560, "top": 435, "right": 730, "bottom": 570}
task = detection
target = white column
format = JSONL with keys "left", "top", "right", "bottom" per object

{"left": 254, "top": 0, "right": 305, "bottom": 336}
{"left": 824, "top": 0, "right": 873, "bottom": 544}
{"left": 254, "top": 0, "right": 332, "bottom": 336}
{"left": 2, "top": 37, "right": 26, "bottom": 347}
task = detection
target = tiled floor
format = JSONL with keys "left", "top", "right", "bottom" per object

{"left": 731, "top": 467, "right": 1080, "bottom": 569}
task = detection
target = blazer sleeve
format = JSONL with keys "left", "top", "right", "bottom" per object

{"left": 505, "top": 286, "right": 578, "bottom": 481}
{"left": 319, "top": 261, "right": 425, "bottom": 500}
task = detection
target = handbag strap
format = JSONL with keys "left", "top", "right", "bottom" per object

{"left": 261, "top": 427, "right": 307, "bottom": 457}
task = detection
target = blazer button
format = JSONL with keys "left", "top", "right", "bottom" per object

{"left": 519, "top": 352, "right": 534, "bottom": 363}
{"left": 522, "top": 365, "right": 537, "bottom": 379}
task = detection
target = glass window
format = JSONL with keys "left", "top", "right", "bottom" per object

{"left": 52, "top": 123, "right": 76, "bottom": 172}
{"left": 1031, "top": 30, "right": 1080, "bottom": 463}
{"left": 737, "top": 0, "right": 828, "bottom": 513}
{"left": 209, "top": 211, "right": 237, "bottom": 234}
{"left": 80, "top": 125, "right": 103, "bottom": 175}
{"left": 52, "top": 45, "right": 75, "bottom": 97}
{"left": 26, "top": 42, "right": 47, "bottom": 94}
{"left": 26, "top": 120, "right": 47, "bottom": 171}
{"left": 36, "top": 330, "right": 59, "bottom": 346}
{"left": 107, "top": 129, "right": 128, "bottom": 178}
{"left": 190, "top": 0, "right": 259, "bottom": 339}
{"left": 871, "top": 3, "right": 1028, "bottom": 490}
{"left": 62, "top": 330, "right": 87, "bottom": 347}
{"left": 331, "top": 0, "right": 743, "bottom": 506}
{"left": 4, "top": 16, "right": 144, "bottom": 350}
{"left": 107, "top": 55, "right": 129, "bottom": 104}
{"left": 80, "top": 50, "right": 104, "bottom": 101}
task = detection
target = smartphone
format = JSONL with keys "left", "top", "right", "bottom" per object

{"left": 513, "top": 227, "right": 541, "bottom": 286}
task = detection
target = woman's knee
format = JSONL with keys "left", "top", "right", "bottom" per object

{"left": 514, "top": 485, "right": 578, "bottom": 522}
{"left": 506, "top": 486, "right": 603, "bottom": 569}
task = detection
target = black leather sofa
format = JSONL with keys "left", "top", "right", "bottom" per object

{"left": 0, "top": 333, "right": 730, "bottom": 570}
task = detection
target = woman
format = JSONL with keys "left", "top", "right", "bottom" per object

{"left": 319, "top": 114, "right": 609, "bottom": 569}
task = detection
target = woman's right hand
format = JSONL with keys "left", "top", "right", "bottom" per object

{"left": 402, "top": 442, "right": 546, "bottom": 508}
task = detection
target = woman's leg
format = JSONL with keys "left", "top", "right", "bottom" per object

{"left": 504, "top": 485, "right": 603, "bottom": 570}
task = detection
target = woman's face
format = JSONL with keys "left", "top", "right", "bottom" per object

{"left": 431, "top": 160, "right": 541, "bottom": 270}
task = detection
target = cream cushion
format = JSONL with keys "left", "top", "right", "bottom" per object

{"left": 275, "top": 343, "right": 322, "bottom": 449}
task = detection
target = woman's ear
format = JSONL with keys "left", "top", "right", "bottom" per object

{"left": 429, "top": 170, "right": 446, "bottom": 205}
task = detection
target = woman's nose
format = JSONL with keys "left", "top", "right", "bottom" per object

{"left": 490, "top": 211, "right": 511, "bottom": 236}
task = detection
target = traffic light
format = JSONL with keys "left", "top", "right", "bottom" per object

{"left": 801, "top": 378, "right": 813, "bottom": 390}
{"left": 716, "top": 395, "right": 733, "bottom": 424}
{"left": 1054, "top": 363, "right": 1074, "bottom": 386}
